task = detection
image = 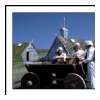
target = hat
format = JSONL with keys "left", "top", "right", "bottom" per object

{"left": 85, "top": 40, "right": 93, "bottom": 46}
{"left": 57, "top": 47, "right": 63, "bottom": 51}
{"left": 75, "top": 42, "right": 80, "bottom": 46}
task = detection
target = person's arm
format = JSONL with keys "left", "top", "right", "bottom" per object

{"left": 63, "top": 53, "right": 67, "bottom": 62}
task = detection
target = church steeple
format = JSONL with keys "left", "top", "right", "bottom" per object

{"left": 60, "top": 17, "right": 68, "bottom": 39}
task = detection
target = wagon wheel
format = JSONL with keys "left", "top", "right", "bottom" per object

{"left": 21, "top": 72, "right": 40, "bottom": 89}
{"left": 64, "top": 73, "right": 86, "bottom": 89}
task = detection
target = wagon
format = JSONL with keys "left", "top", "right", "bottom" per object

{"left": 21, "top": 58, "right": 87, "bottom": 89}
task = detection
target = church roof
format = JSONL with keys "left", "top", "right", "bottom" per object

{"left": 57, "top": 36, "right": 74, "bottom": 54}
{"left": 47, "top": 35, "right": 74, "bottom": 60}
{"left": 60, "top": 27, "right": 68, "bottom": 32}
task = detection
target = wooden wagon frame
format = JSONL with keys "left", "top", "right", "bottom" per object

{"left": 21, "top": 58, "right": 87, "bottom": 89}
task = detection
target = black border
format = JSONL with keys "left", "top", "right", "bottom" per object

{"left": 5, "top": 5, "right": 6, "bottom": 95}
{"left": 5, "top": 4, "right": 95, "bottom": 95}
{"left": 5, "top": 5, "right": 95, "bottom": 7}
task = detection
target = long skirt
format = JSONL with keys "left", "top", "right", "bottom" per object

{"left": 86, "top": 61, "right": 95, "bottom": 89}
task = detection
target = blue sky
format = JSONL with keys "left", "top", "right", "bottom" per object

{"left": 13, "top": 13, "right": 95, "bottom": 49}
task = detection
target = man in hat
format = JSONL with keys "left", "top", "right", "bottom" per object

{"left": 52, "top": 47, "right": 67, "bottom": 64}
{"left": 72, "top": 42, "right": 85, "bottom": 76}
{"left": 72, "top": 42, "right": 85, "bottom": 61}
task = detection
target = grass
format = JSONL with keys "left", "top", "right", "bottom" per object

{"left": 37, "top": 50, "right": 48, "bottom": 57}
{"left": 12, "top": 62, "right": 28, "bottom": 88}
